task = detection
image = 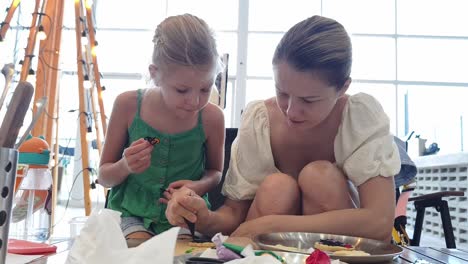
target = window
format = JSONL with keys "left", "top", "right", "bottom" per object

{"left": 3, "top": 0, "right": 468, "bottom": 154}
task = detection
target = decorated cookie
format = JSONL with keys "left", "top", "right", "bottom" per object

{"left": 314, "top": 239, "right": 354, "bottom": 252}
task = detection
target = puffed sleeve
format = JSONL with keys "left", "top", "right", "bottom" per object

{"left": 334, "top": 93, "right": 401, "bottom": 187}
{"left": 221, "top": 101, "right": 279, "bottom": 200}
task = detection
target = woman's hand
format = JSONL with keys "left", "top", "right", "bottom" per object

{"left": 121, "top": 138, "right": 153, "bottom": 174}
{"left": 230, "top": 216, "right": 274, "bottom": 238}
{"left": 165, "top": 186, "right": 211, "bottom": 228}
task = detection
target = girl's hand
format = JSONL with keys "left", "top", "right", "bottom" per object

{"left": 159, "top": 180, "right": 197, "bottom": 204}
{"left": 230, "top": 216, "right": 274, "bottom": 238}
{"left": 159, "top": 180, "right": 199, "bottom": 204}
{"left": 122, "top": 138, "right": 153, "bottom": 174}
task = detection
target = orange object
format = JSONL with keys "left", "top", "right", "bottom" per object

{"left": 12, "top": 136, "right": 51, "bottom": 222}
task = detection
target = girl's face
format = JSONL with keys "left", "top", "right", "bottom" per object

{"left": 273, "top": 61, "right": 349, "bottom": 130}
{"left": 150, "top": 63, "right": 216, "bottom": 119}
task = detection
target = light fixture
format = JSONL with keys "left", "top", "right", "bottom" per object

{"left": 91, "top": 40, "right": 98, "bottom": 56}
{"left": 83, "top": 75, "right": 92, "bottom": 89}
{"left": 85, "top": 0, "right": 93, "bottom": 9}
{"left": 81, "top": 30, "right": 88, "bottom": 46}
{"left": 37, "top": 25, "right": 47, "bottom": 41}
{"left": 27, "top": 68, "right": 36, "bottom": 83}
{"left": 86, "top": 130, "right": 94, "bottom": 141}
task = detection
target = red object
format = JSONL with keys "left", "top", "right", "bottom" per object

{"left": 7, "top": 239, "right": 57, "bottom": 255}
{"left": 306, "top": 249, "right": 331, "bottom": 264}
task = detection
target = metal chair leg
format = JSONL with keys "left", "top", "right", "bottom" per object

{"left": 412, "top": 205, "right": 425, "bottom": 246}
{"left": 437, "top": 200, "right": 456, "bottom": 248}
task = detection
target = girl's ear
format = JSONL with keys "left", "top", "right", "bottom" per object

{"left": 149, "top": 64, "right": 160, "bottom": 85}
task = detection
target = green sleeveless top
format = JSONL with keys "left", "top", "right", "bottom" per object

{"left": 107, "top": 89, "right": 210, "bottom": 234}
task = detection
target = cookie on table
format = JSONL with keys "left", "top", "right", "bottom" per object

{"left": 333, "top": 250, "right": 370, "bottom": 256}
{"left": 313, "top": 239, "right": 355, "bottom": 252}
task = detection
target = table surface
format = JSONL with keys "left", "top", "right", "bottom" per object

{"left": 19, "top": 238, "right": 468, "bottom": 264}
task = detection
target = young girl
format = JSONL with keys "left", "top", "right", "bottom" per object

{"left": 166, "top": 15, "right": 401, "bottom": 242}
{"left": 98, "top": 14, "right": 225, "bottom": 239}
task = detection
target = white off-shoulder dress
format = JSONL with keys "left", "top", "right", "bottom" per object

{"left": 222, "top": 93, "right": 401, "bottom": 202}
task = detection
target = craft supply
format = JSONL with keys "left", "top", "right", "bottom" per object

{"left": 184, "top": 218, "right": 196, "bottom": 241}
{"left": 144, "top": 136, "right": 160, "bottom": 145}
{"left": 222, "top": 243, "right": 285, "bottom": 263}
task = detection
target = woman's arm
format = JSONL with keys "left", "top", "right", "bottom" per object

{"left": 232, "top": 176, "right": 395, "bottom": 241}
{"left": 165, "top": 187, "right": 251, "bottom": 237}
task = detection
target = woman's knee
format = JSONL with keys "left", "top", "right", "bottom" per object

{"left": 298, "top": 160, "right": 353, "bottom": 213}
{"left": 249, "top": 173, "right": 300, "bottom": 217}
{"left": 298, "top": 160, "right": 341, "bottom": 187}
{"left": 258, "top": 173, "right": 299, "bottom": 195}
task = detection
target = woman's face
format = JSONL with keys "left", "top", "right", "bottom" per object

{"left": 150, "top": 63, "right": 216, "bottom": 119}
{"left": 273, "top": 61, "right": 346, "bottom": 130}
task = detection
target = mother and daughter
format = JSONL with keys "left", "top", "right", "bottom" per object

{"left": 99, "top": 13, "right": 402, "bottom": 243}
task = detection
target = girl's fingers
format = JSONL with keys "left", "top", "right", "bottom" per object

{"left": 125, "top": 141, "right": 151, "bottom": 156}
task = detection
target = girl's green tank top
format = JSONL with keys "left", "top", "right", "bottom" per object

{"left": 107, "top": 89, "right": 210, "bottom": 234}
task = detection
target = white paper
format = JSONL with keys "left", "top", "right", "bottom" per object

{"left": 65, "top": 208, "right": 180, "bottom": 264}
{"left": 226, "top": 255, "right": 282, "bottom": 264}
{"left": 6, "top": 253, "right": 44, "bottom": 264}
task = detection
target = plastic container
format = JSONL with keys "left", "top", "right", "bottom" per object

{"left": 69, "top": 216, "right": 88, "bottom": 238}
{"left": 8, "top": 136, "right": 52, "bottom": 242}
{"left": 9, "top": 168, "right": 53, "bottom": 241}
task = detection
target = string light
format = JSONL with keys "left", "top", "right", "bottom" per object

{"left": 37, "top": 25, "right": 47, "bottom": 40}
{"left": 85, "top": 0, "right": 93, "bottom": 9}
{"left": 27, "top": 68, "right": 36, "bottom": 83}
{"left": 81, "top": 30, "right": 88, "bottom": 46}
{"left": 91, "top": 40, "right": 98, "bottom": 56}
{"left": 83, "top": 75, "right": 92, "bottom": 89}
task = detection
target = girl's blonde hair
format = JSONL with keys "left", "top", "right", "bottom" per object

{"left": 152, "top": 14, "right": 220, "bottom": 71}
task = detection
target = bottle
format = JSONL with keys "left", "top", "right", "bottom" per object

{"left": 9, "top": 135, "right": 52, "bottom": 242}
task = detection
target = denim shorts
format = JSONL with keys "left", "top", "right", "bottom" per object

{"left": 120, "top": 216, "right": 155, "bottom": 237}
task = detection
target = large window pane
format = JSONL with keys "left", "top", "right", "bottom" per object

{"left": 247, "top": 33, "right": 282, "bottom": 77}
{"left": 59, "top": 30, "right": 78, "bottom": 71}
{"left": 223, "top": 80, "right": 235, "bottom": 127}
{"left": 323, "top": 0, "right": 395, "bottom": 34}
{"left": 57, "top": 76, "right": 147, "bottom": 138}
{"left": 58, "top": 75, "right": 80, "bottom": 139}
{"left": 217, "top": 32, "right": 237, "bottom": 76}
{"left": 352, "top": 36, "right": 395, "bottom": 80}
{"left": 167, "top": 0, "right": 238, "bottom": 31}
{"left": 245, "top": 79, "right": 275, "bottom": 104}
{"left": 398, "top": 38, "right": 468, "bottom": 83}
{"left": 98, "top": 78, "right": 147, "bottom": 112}
{"left": 401, "top": 85, "right": 468, "bottom": 155}
{"left": 347, "top": 83, "right": 397, "bottom": 134}
{"left": 249, "top": 0, "right": 321, "bottom": 32}
{"left": 63, "top": 0, "right": 77, "bottom": 28}
{"left": 398, "top": 0, "right": 468, "bottom": 36}
{"left": 95, "top": 30, "right": 153, "bottom": 73}
{"left": 96, "top": 0, "right": 165, "bottom": 29}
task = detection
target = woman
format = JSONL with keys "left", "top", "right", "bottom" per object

{"left": 165, "top": 15, "right": 400, "bottom": 242}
